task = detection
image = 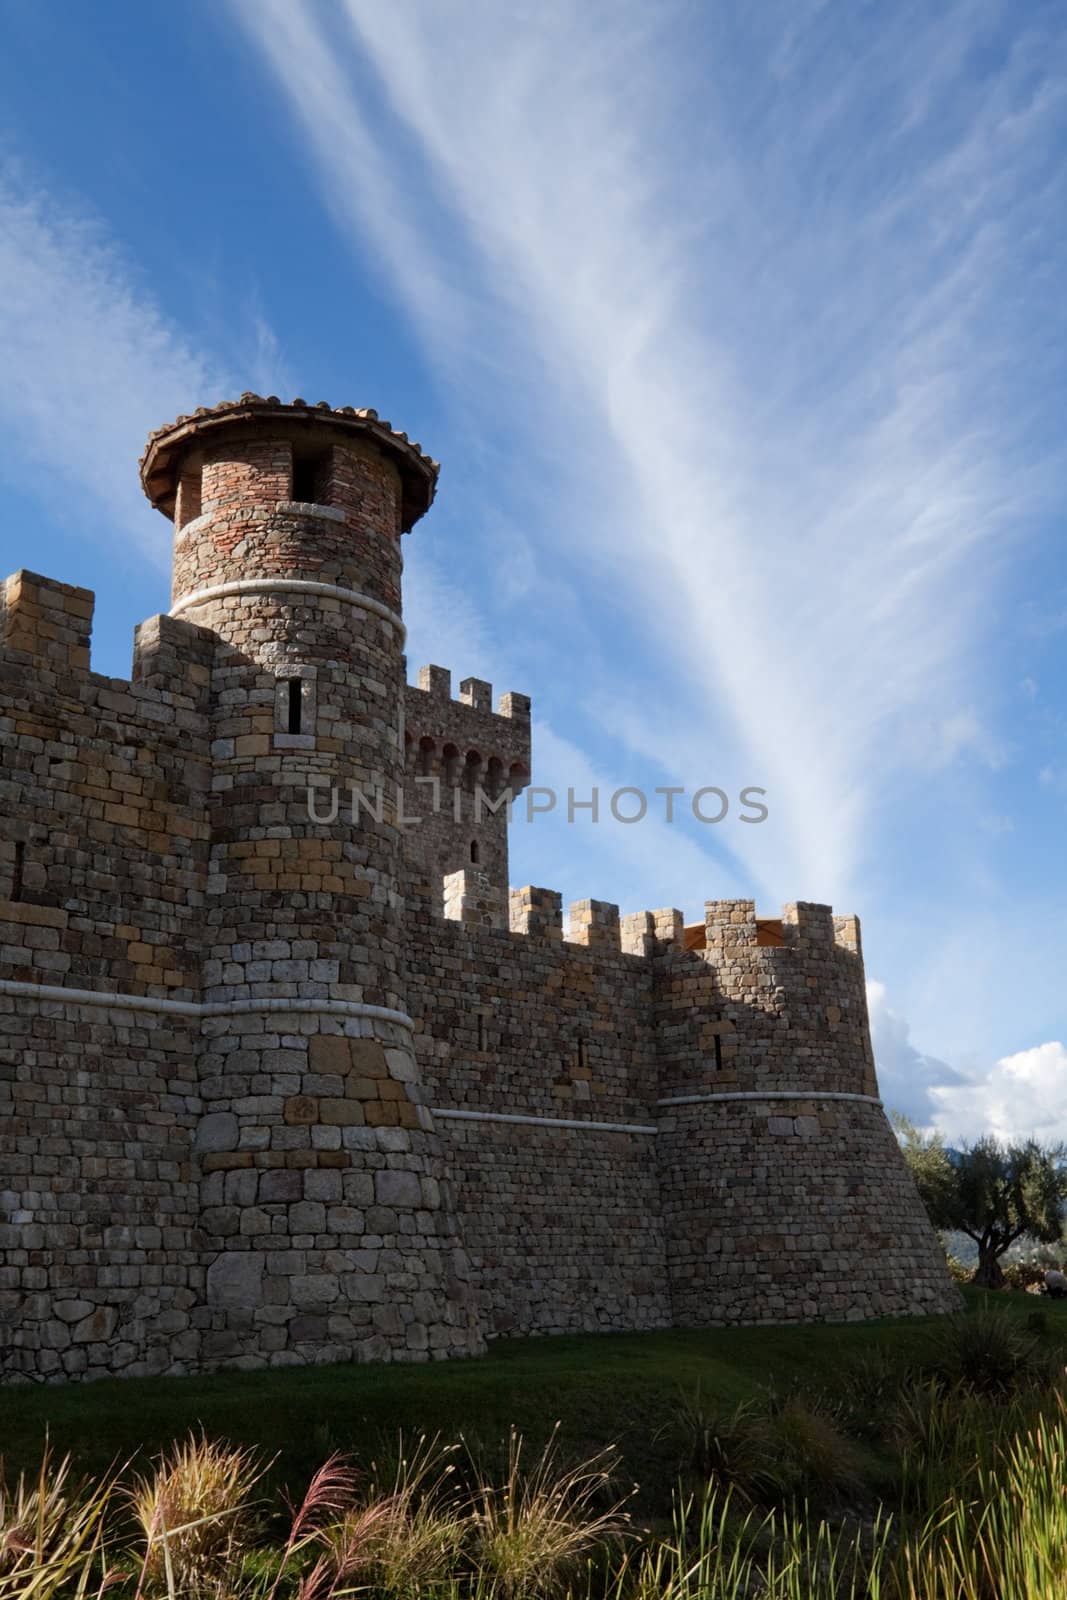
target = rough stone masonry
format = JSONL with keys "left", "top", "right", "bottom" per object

{"left": 0, "top": 394, "right": 961, "bottom": 1381}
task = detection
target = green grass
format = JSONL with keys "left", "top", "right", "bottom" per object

{"left": 4, "top": 1285, "right": 1063, "bottom": 1511}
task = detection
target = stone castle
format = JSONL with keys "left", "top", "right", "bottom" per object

{"left": 0, "top": 395, "right": 959, "bottom": 1381}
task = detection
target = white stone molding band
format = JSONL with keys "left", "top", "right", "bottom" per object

{"left": 0, "top": 980, "right": 879, "bottom": 1115}
{"left": 432, "top": 1107, "right": 657, "bottom": 1135}
{"left": 169, "top": 579, "right": 405, "bottom": 639}
{"left": 434, "top": 1098, "right": 881, "bottom": 1133}
{"left": 657, "top": 1091, "right": 883, "bottom": 1107}
{"left": 0, "top": 979, "right": 413, "bottom": 1031}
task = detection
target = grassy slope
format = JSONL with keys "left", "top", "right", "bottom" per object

{"left": 3, "top": 1288, "right": 1061, "bottom": 1502}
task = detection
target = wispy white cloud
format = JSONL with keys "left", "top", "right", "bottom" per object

{"left": 247, "top": 317, "right": 292, "bottom": 404}
{"left": 0, "top": 161, "right": 292, "bottom": 576}
{"left": 0, "top": 163, "right": 228, "bottom": 568}
{"left": 228, "top": 0, "right": 1067, "bottom": 911}
{"left": 1039, "top": 765, "right": 1067, "bottom": 797}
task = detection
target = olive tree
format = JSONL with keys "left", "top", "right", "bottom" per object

{"left": 892, "top": 1115, "right": 1067, "bottom": 1290}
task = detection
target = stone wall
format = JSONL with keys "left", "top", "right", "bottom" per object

{"left": 0, "top": 394, "right": 962, "bottom": 1383}
{"left": 404, "top": 878, "right": 670, "bottom": 1338}
{"left": 440, "top": 1120, "right": 669, "bottom": 1337}
{"left": 405, "top": 880, "right": 959, "bottom": 1338}
{"left": 0, "top": 993, "right": 201, "bottom": 1380}
{"left": 0, "top": 572, "right": 210, "bottom": 1378}
{"left": 657, "top": 1096, "right": 952, "bottom": 1326}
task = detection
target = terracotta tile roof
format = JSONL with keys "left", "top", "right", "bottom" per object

{"left": 139, "top": 393, "right": 439, "bottom": 531}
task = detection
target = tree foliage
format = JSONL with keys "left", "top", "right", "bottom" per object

{"left": 891, "top": 1114, "right": 959, "bottom": 1226}
{"left": 891, "top": 1114, "right": 1067, "bottom": 1289}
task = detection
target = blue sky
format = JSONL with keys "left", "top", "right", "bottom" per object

{"left": 1, "top": 1, "right": 1065, "bottom": 1141}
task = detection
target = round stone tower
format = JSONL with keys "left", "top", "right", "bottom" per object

{"left": 141, "top": 394, "right": 484, "bottom": 1367}
{"left": 655, "top": 900, "right": 961, "bottom": 1325}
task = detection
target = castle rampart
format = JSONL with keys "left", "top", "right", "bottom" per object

{"left": 0, "top": 395, "right": 961, "bottom": 1381}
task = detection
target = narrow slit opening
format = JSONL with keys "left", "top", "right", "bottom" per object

{"left": 713, "top": 1032, "right": 723, "bottom": 1072}
{"left": 12, "top": 841, "right": 24, "bottom": 902}
{"left": 287, "top": 678, "right": 303, "bottom": 735}
{"left": 577, "top": 1036, "right": 588, "bottom": 1072}
{"left": 470, "top": 839, "right": 479, "bottom": 864}
{"left": 477, "top": 1014, "right": 486, "bottom": 1052}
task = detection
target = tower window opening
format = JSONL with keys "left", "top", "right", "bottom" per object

{"left": 577, "top": 1036, "right": 588, "bottom": 1072}
{"left": 12, "top": 841, "right": 24, "bottom": 903}
{"left": 287, "top": 678, "right": 303, "bottom": 735}
{"left": 176, "top": 466, "right": 202, "bottom": 529}
{"left": 443, "top": 745, "right": 461, "bottom": 785}
{"left": 477, "top": 1013, "right": 486, "bottom": 1052}
{"left": 713, "top": 1032, "right": 723, "bottom": 1072}
{"left": 292, "top": 450, "right": 330, "bottom": 505}
{"left": 470, "top": 839, "right": 479, "bottom": 864}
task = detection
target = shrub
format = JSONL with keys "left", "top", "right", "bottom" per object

{"left": 129, "top": 1433, "right": 265, "bottom": 1596}
{"left": 663, "top": 1386, "right": 860, "bottom": 1512}
{"left": 470, "top": 1424, "right": 634, "bottom": 1598}
{"left": 927, "top": 1307, "right": 1057, "bottom": 1396}
{"left": 659, "top": 1390, "right": 784, "bottom": 1507}
{"left": 762, "top": 1396, "right": 863, "bottom": 1510}
{"left": 1000, "top": 1259, "right": 1048, "bottom": 1292}
{"left": 890, "top": 1376, "right": 984, "bottom": 1508}
{"left": 318, "top": 1435, "right": 467, "bottom": 1598}
{"left": 944, "top": 1254, "right": 972, "bottom": 1286}
{"left": 811, "top": 1346, "right": 909, "bottom": 1443}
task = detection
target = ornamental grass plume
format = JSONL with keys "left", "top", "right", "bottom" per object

{"left": 0, "top": 1444, "right": 116, "bottom": 1600}
{"left": 469, "top": 1423, "right": 634, "bottom": 1599}
{"left": 129, "top": 1434, "right": 266, "bottom": 1598}
{"left": 313, "top": 1435, "right": 467, "bottom": 1599}
{"left": 267, "top": 1453, "right": 361, "bottom": 1600}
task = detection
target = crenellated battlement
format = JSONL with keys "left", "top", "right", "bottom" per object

{"left": 508, "top": 884, "right": 562, "bottom": 941}
{"left": 0, "top": 568, "right": 220, "bottom": 716}
{"left": 680, "top": 898, "right": 864, "bottom": 955}
{"left": 405, "top": 666, "right": 531, "bottom": 795}
{"left": 434, "top": 884, "right": 864, "bottom": 974}
{"left": 443, "top": 866, "right": 507, "bottom": 930}
{"left": 1, "top": 570, "right": 93, "bottom": 678}
{"left": 131, "top": 613, "right": 215, "bottom": 715}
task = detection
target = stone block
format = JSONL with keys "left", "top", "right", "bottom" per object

{"left": 206, "top": 1254, "right": 265, "bottom": 1309}
{"left": 349, "top": 1040, "right": 388, "bottom": 1078}
{"left": 320, "top": 1098, "right": 365, "bottom": 1125}
{"left": 308, "top": 1036, "right": 351, "bottom": 1073}
{"left": 375, "top": 1170, "right": 421, "bottom": 1208}
{"left": 284, "top": 1096, "right": 319, "bottom": 1125}
{"left": 71, "top": 1306, "right": 119, "bottom": 1343}
{"left": 259, "top": 1170, "right": 303, "bottom": 1204}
